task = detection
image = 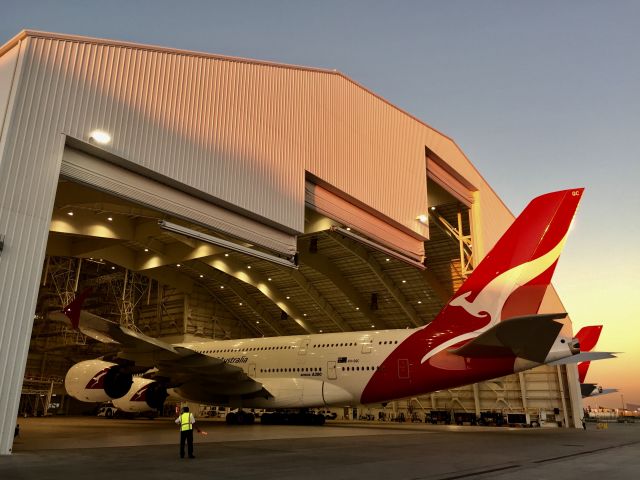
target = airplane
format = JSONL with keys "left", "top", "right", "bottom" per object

{"left": 574, "top": 325, "right": 618, "bottom": 398}
{"left": 61, "top": 188, "right": 594, "bottom": 425}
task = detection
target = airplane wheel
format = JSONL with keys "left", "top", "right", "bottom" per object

{"left": 226, "top": 412, "right": 237, "bottom": 425}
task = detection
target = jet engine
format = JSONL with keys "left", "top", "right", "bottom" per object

{"left": 65, "top": 359, "right": 133, "bottom": 403}
{"left": 112, "top": 377, "right": 168, "bottom": 412}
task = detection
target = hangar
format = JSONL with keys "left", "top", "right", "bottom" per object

{"left": 0, "top": 30, "right": 582, "bottom": 454}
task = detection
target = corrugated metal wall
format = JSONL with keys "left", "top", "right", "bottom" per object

{"left": 2, "top": 33, "right": 435, "bottom": 236}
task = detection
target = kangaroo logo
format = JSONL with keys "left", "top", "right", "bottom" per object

{"left": 86, "top": 368, "right": 110, "bottom": 389}
{"left": 421, "top": 232, "right": 569, "bottom": 364}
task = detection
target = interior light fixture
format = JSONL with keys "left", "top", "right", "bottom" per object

{"left": 67, "top": 211, "right": 74, "bottom": 216}
{"left": 286, "top": 296, "right": 290, "bottom": 300}
{"left": 402, "top": 280, "right": 407, "bottom": 283}
{"left": 220, "top": 286, "right": 225, "bottom": 289}
{"left": 199, "top": 274, "right": 204, "bottom": 278}
{"left": 176, "top": 263, "right": 181, "bottom": 267}
{"left": 89, "top": 130, "right": 112, "bottom": 145}
{"left": 430, "top": 206, "right": 436, "bottom": 211}
{"left": 144, "top": 248, "right": 149, "bottom": 252}
{"left": 107, "top": 217, "right": 113, "bottom": 222}
{"left": 268, "top": 277, "right": 272, "bottom": 281}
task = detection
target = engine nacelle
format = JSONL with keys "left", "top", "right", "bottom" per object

{"left": 65, "top": 359, "right": 133, "bottom": 403}
{"left": 112, "top": 377, "right": 168, "bottom": 412}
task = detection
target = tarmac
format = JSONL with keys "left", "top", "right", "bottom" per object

{"left": 2, "top": 417, "right": 639, "bottom": 479}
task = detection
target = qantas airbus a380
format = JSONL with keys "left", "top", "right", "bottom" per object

{"left": 61, "top": 188, "right": 600, "bottom": 421}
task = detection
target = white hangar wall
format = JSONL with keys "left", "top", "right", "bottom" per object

{"left": 0, "top": 31, "right": 581, "bottom": 454}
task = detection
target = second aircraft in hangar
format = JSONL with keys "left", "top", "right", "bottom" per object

{"left": 61, "top": 188, "right": 611, "bottom": 423}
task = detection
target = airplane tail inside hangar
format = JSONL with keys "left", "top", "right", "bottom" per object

{"left": 0, "top": 31, "right": 582, "bottom": 454}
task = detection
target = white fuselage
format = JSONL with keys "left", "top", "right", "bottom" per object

{"left": 177, "top": 328, "right": 414, "bottom": 407}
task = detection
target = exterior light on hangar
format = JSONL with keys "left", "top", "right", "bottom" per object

{"left": 89, "top": 129, "right": 111, "bottom": 144}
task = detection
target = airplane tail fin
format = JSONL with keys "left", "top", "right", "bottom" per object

{"left": 577, "top": 361, "right": 591, "bottom": 384}
{"left": 433, "top": 188, "right": 584, "bottom": 334}
{"left": 574, "top": 325, "right": 603, "bottom": 383}
{"left": 575, "top": 325, "right": 603, "bottom": 353}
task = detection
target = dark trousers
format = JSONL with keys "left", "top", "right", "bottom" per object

{"left": 180, "top": 429, "right": 194, "bottom": 458}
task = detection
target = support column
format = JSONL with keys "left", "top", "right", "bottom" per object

{"left": 556, "top": 365, "right": 570, "bottom": 428}
{"left": 472, "top": 383, "right": 481, "bottom": 417}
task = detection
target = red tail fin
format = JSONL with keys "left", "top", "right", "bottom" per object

{"left": 575, "top": 325, "right": 603, "bottom": 383}
{"left": 577, "top": 361, "right": 591, "bottom": 384}
{"left": 575, "top": 325, "right": 603, "bottom": 352}
{"left": 62, "top": 288, "right": 93, "bottom": 329}
{"left": 432, "top": 188, "right": 584, "bottom": 335}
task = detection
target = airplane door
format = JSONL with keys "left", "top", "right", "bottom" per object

{"left": 327, "top": 361, "right": 337, "bottom": 380}
{"left": 248, "top": 363, "right": 256, "bottom": 377}
{"left": 361, "top": 335, "right": 372, "bottom": 354}
{"left": 398, "top": 359, "right": 410, "bottom": 379}
{"left": 298, "top": 339, "right": 310, "bottom": 355}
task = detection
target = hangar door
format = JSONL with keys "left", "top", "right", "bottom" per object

{"left": 304, "top": 181, "right": 426, "bottom": 263}
{"left": 60, "top": 148, "right": 297, "bottom": 256}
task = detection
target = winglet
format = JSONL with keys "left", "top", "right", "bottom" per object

{"left": 62, "top": 288, "right": 93, "bottom": 329}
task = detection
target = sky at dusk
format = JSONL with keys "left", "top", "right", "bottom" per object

{"left": 1, "top": 1, "right": 638, "bottom": 408}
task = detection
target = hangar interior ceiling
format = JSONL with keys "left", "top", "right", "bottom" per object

{"left": 27, "top": 177, "right": 471, "bottom": 384}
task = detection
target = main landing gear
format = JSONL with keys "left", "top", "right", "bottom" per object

{"left": 260, "top": 409, "right": 326, "bottom": 426}
{"left": 225, "top": 410, "right": 256, "bottom": 425}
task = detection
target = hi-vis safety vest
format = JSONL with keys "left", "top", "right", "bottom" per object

{"left": 180, "top": 412, "right": 193, "bottom": 431}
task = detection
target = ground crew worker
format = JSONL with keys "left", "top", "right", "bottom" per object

{"left": 175, "top": 406, "right": 196, "bottom": 458}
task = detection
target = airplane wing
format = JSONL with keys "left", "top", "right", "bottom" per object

{"left": 449, "top": 313, "right": 567, "bottom": 363}
{"left": 55, "top": 290, "right": 266, "bottom": 400}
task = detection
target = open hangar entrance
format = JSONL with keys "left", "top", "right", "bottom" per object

{"left": 22, "top": 144, "right": 579, "bottom": 432}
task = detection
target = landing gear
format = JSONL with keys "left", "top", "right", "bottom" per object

{"left": 225, "top": 410, "right": 255, "bottom": 425}
{"left": 260, "top": 410, "right": 326, "bottom": 426}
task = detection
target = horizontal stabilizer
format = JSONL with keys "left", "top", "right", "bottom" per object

{"left": 591, "top": 388, "right": 619, "bottom": 397}
{"left": 581, "top": 383, "right": 618, "bottom": 397}
{"left": 449, "top": 313, "right": 567, "bottom": 363}
{"left": 547, "top": 351, "right": 618, "bottom": 365}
